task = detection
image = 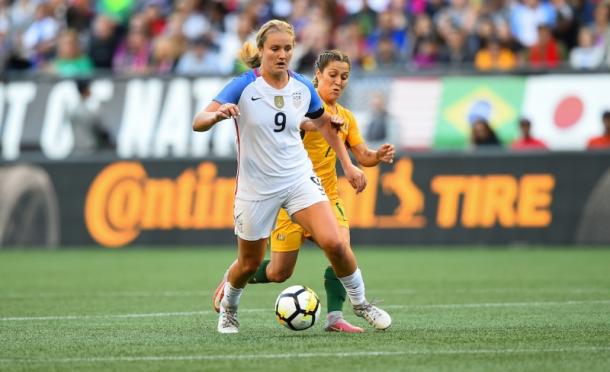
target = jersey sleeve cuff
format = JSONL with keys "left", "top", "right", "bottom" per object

{"left": 305, "top": 107, "right": 324, "bottom": 120}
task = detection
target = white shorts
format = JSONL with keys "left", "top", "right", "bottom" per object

{"left": 233, "top": 174, "right": 328, "bottom": 241}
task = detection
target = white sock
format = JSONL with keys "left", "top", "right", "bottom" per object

{"left": 327, "top": 311, "right": 343, "bottom": 322}
{"left": 221, "top": 282, "right": 243, "bottom": 309}
{"left": 338, "top": 268, "right": 366, "bottom": 306}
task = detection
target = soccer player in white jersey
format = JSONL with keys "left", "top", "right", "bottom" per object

{"left": 192, "top": 19, "right": 391, "bottom": 334}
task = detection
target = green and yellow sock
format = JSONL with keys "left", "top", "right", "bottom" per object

{"left": 324, "top": 266, "right": 346, "bottom": 313}
{"left": 248, "top": 259, "right": 270, "bottom": 284}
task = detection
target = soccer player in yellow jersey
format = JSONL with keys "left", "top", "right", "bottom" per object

{"left": 213, "top": 49, "right": 394, "bottom": 332}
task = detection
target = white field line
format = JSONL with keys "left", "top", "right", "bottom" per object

{"left": 375, "top": 288, "right": 610, "bottom": 295}
{"left": 1, "top": 287, "right": 609, "bottom": 299}
{"left": 2, "top": 299, "right": 609, "bottom": 322}
{"left": 1, "top": 346, "right": 609, "bottom": 364}
{"left": 0, "top": 290, "right": 209, "bottom": 299}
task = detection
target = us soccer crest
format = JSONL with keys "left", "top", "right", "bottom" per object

{"left": 274, "top": 96, "right": 284, "bottom": 109}
{"left": 292, "top": 91, "right": 302, "bottom": 108}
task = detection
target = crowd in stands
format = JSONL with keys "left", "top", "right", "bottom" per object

{"left": 1, "top": 0, "right": 610, "bottom": 77}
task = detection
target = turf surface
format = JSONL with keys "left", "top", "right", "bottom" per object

{"left": 1, "top": 247, "right": 609, "bottom": 371}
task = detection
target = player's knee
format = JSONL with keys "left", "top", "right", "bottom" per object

{"left": 267, "top": 266, "right": 294, "bottom": 283}
{"left": 319, "top": 238, "right": 347, "bottom": 262}
{"left": 240, "top": 259, "right": 262, "bottom": 276}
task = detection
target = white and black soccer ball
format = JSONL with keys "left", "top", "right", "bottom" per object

{"left": 275, "top": 285, "right": 321, "bottom": 331}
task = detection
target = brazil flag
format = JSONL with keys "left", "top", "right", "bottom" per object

{"left": 434, "top": 77, "right": 525, "bottom": 149}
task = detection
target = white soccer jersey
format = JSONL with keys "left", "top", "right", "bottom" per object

{"left": 214, "top": 69, "right": 325, "bottom": 201}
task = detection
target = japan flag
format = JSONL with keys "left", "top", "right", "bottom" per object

{"left": 521, "top": 75, "right": 610, "bottom": 150}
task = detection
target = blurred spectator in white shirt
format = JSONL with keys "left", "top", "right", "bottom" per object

{"left": 9, "top": 0, "right": 37, "bottom": 33}
{"left": 175, "top": 35, "right": 221, "bottom": 75}
{"left": 510, "top": 0, "right": 556, "bottom": 47}
{"left": 570, "top": 26, "right": 604, "bottom": 69}
{"left": 216, "top": 13, "right": 256, "bottom": 75}
{"left": 21, "top": 2, "right": 59, "bottom": 66}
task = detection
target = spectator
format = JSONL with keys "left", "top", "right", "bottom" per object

{"left": 434, "top": 0, "right": 478, "bottom": 40}
{"left": 412, "top": 36, "right": 439, "bottom": 69}
{"left": 9, "top": 0, "right": 37, "bottom": 33}
{"left": 590, "top": 2, "right": 610, "bottom": 67}
{"left": 475, "top": 38, "right": 517, "bottom": 70}
{"left": 425, "top": 0, "right": 446, "bottom": 18}
{"left": 69, "top": 79, "right": 113, "bottom": 156}
{"left": 469, "top": 16, "right": 496, "bottom": 53}
{"left": 526, "top": 24, "right": 565, "bottom": 69}
{"left": 151, "top": 35, "right": 180, "bottom": 73}
{"left": 410, "top": 14, "right": 435, "bottom": 57}
{"left": 142, "top": 0, "right": 168, "bottom": 38}
{"left": 481, "top": 0, "right": 511, "bottom": 27}
{"left": 48, "top": 29, "right": 94, "bottom": 77}
{"left": 88, "top": 14, "right": 121, "bottom": 71}
{"left": 177, "top": 0, "right": 210, "bottom": 42}
{"left": 20, "top": 2, "right": 60, "bottom": 67}
{"left": 572, "top": 0, "right": 594, "bottom": 28}
{"left": 366, "top": 10, "right": 409, "bottom": 61}
{"left": 438, "top": 27, "right": 474, "bottom": 68}
{"left": 334, "top": 20, "right": 367, "bottom": 68}
{"left": 551, "top": 0, "right": 577, "bottom": 49}
{"left": 112, "top": 29, "right": 152, "bottom": 75}
{"left": 570, "top": 26, "right": 604, "bottom": 69}
{"left": 175, "top": 35, "right": 221, "bottom": 75}
{"left": 510, "top": 0, "right": 556, "bottom": 48}
{"left": 203, "top": 0, "right": 227, "bottom": 35}
{"left": 364, "top": 91, "right": 398, "bottom": 149}
{"left": 373, "top": 35, "right": 402, "bottom": 69}
{"left": 496, "top": 18, "right": 522, "bottom": 53}
{"left": 217, "top": 13, "right": 255, "bottom": 75}
{"left": 292, "top": 18, "right": 331, "bottom": 72}
{"left": 66, "top": 0, "right": 94, "bottom": 33}
{"left": 161, "top": 11, "right": 188, "bottom": 61}
{"left": 471, "top": 118, "right": 502, "bottom": 148}
{"left": 587, "top": 111, "right": 610, "bottom": 149}
{"left": 511, "top": 117, "right": 547, "bottom": 150}
{"left": 289, "top": 0, "right": 310, "bottom": 36}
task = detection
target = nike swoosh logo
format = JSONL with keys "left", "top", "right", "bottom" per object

{"left": 251, "top": 97, "right": 262, "bottom": 101}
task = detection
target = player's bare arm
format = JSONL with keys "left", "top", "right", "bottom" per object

{"left": 300, "top": 115, "right": 342, "bottom": 132}
{"left": 193, "top": 101, "right": 240, "bottom": 132}
{"left": 351, "top": 143, "right": 395, "bottom": 167}
{"left": 299, "top": 119, "right": 317, "bottom": 132}
{"left": 312, "top": 112, "right": 367, "bottom": 193}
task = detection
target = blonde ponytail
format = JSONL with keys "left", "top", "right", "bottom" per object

{"left": 239, "top": 41, "right": 261, "bottom": 68}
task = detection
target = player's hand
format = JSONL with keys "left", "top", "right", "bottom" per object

{"left": 345, "top": 164, "right": 367, "bottom": 193}
{"left": 215, "top": 103, "right": 240, "bottom": 122}
{"left": 330, "top": 115, "right": 344, "bottom": 132}
{"left": 376, "top": 143, "right": 395, "bottom": 164}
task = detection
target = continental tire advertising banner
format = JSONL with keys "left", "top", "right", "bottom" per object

{"left": 1, "top": 153, "right": 609, "bottom": 247}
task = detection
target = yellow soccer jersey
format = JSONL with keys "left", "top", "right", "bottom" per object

{"left": 303, "top": 101, "right": 364, "bottom": 200}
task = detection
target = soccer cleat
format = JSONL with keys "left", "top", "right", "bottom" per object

{"left": 324, "top": 317, "right": 364, "bottom": 333}
{"left": 217, "top": 304, "right": 239, "bottom": 334}
{"left": 353, "top": 301, "right": 392, "bottom": 330}
{"left": 212, "top": 269, "right": 229, "bottom": 313}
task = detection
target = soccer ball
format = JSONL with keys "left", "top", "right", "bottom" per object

{"left": 275, "top": 285, "right": 321, "bottom": 331}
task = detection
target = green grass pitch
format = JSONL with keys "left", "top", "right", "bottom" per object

{"left": 1, "top": 247, "right": 609, "bottom": 371}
